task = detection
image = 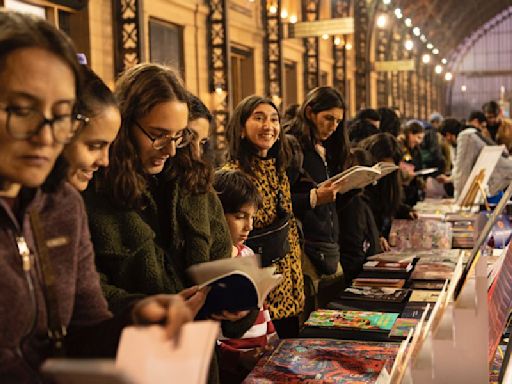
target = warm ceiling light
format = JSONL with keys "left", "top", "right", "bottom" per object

{"left": 426, "top": 43, "right": 434, "bottom": 50}
{"left": 404, "top": 40, "right": 414, "bottom": 51}
{"left": 413, "top": 27, "right": 421, "bottom": 36}
{"left": 376, "top": 14, "right": 388, "bottom": 28}
{"left": 441, "top": 58, "right": 447, "bottom": 64}
{"left": 322, "top": 33, "right": 329, "bottom": 40}
{"left": 269, "top": 5, "right": 277, "bottom": 14}
{"left": 432, "top": 48, "right": 439, "bottom": 55}
{"left": 280, "top": 9, "right": 288, "bottom": 19}
{"left": 420, "top": 34, "right": 427, "bottom": 42}
{"left": 289, "top": 15, "right": 297, "bottom": 23}
{"left": 405, "top": 18, "right": 412, "bottom": 27}
{"left": 422, "top": 54, "right": 431, "bottom": 64}
{"left": 435, "top": 64, "right": 443, "bottom": 74}
{"left": 334, "top": 36, "right": 342, "bottom": 46}
{"left": 383, "top": 0, "right": 391, "bottom": 4}
{"left": 461, "top": 85, "right": 467, "bottom": 92}
{"left": 345, "top": 42, "right": 353, "bottom": 50}
{"left": 394, "top": 8, "right": 403, "bottom": 19}
{"left": 445, "top": 72, "right": 453, "bottom": 81}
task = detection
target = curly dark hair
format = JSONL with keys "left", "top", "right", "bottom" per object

{"left": 226, "top": 95, "right": 290, "bottom": 175}
{"left": 101, "top": 63, "right": 212, "bottom": 208}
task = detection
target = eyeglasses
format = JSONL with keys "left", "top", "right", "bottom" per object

{"left": 135, "top": 121, "right": 192, "bottom": 150}
{"left": 1, "top": 106, "right": 88, "bottom": 144}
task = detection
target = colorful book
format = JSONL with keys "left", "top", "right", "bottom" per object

{"left": 352, "top": 277, "right": 406, "bottom": 288}
{"left": 336, "top": 286, "right": 410, "bottom": 303}
{"left": 410, "top": 280, "right": 446, "bottom": 290}
{"left": 363, "top": 260, "right": 413, "bottom": 272}
{"left": 389, "top": 318, "right": 419, "bottom": 337}
{"left": 305, "top": 309, "right": 399, "bottom": 331}
{"left": 244, "top": 339, "right": 399, "bottom": 383}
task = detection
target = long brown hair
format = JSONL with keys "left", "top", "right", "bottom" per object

{"left": 101, "top": 63, "right": 192, "bottom": 209}
{"left": 226, "top": 95, "right": 290, "bottom": 174}
{"left": 284, "top": 87, "right": 348, "bottom": 173}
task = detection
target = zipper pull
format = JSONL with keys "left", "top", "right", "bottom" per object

{"left": 16, "top": 236, "right": 31, "bottom": 272}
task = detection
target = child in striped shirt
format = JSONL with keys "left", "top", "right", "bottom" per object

{"left": 213, "top": 169, "right": 278, "bottom": 383}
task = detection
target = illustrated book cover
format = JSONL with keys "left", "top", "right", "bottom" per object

{"left": 304, "top": 309, "right": 399, "bottom": 332}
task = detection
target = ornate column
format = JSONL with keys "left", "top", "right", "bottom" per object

{"left": 263, "top": 0, "right": 283, "bottom": 106}
{"left": 113, "top": 0, "right": 144, "bottom": 75}
{"left": 208, "top": 0, "right": 231, "bottom": 154}
{"left": 302, "top": 0, "right": 320, "bottom": 95}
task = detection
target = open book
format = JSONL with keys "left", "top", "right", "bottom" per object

{"left": 42, "top": 321, "right": 219, "bottom": 384}
{"left": 318, "top": 161, "right": 399, "bottom": 194}
{"left": 187, "top": 253, "right": 282, "bottom": 316}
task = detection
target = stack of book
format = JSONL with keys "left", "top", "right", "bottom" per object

{"left": 446, "top": 212, "right": 478, "bottom": 249}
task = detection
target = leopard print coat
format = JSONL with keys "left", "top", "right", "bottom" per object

{"left": 224, "top": 159, "right": 305, "bottom": 319}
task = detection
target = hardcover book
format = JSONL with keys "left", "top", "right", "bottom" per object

{"left": 411, "top": 262, "right": 454, "bottom": 281}
{"left": 244, "top": 339, "right": 399, "bottom": 383}
{"left": 389, "top": 318, "right": 419, "bottom": 338}
{"left": 336, "top": 286, "right": 410, "bottom": 303}
{"left": 363, "top": 260, "right": 413, "bottom": 272}
{"left": 304, "top": 309, "right": 399, "bottom": 332}
{"left": 409, "top": 290, "right": 441, "bottom": 303}
{"left": 352, "top": 277, "right": 406, "bottom": 288}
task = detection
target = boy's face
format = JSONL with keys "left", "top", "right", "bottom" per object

{"left": 225, "top": 202, "right": 257, "bottom": 246}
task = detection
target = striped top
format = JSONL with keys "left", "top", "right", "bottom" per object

{"left": 217, "top": 245, "right": 277, "bottom": 368}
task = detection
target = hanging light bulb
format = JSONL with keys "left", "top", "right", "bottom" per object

{"left": 435, "top": 64, "right": 443, "bottom": 74}
{"left": 420, "top": 34, "right": 427, "bottom": 43}
{"left": 445, "top": 72, "right": 453, "bottom": 81}
{"left": 432, "top": 48, "right": 439, "bottom": 55}
{"left": 461, "top": 85, "right": 467, "bottom": 92}
{"left": 383, "top": 0, "right": 391, "bottom": 4}
{"left": 394, "top": 8, "right": 403, "bottom": 19}
{"left": 404, "top": 40, "right": 414, "bottom": 51}
{"left": 405, "top": 18, "right": 412, "bottom": 27}
{"left": 269, "top": 5, "right": 277, "bottom": 14}
{"left": 322, "top": 33, "right": 329, "bottom": 40}
{"left": 289, "top": 15, "right": 297, "bottom": 24}
{"left": 280, "top": 9, "right": 288, "bottom": 19}
{"left": 345, "top": 42, "right": 353, "bottom": 50}
{"left": 441, "top": 58, "right": 447, "bottom": 64}
{"left": 376, "top": 14, "right": 388, "bottom": 28}
{"left": 422, "top": 54, "right": 431, "bottom": 64}
{"left": 334, "top": 36, "right": 342, "bottom": 46}
{"left": 413, "top": 27, "right": 421, "bottom": 36}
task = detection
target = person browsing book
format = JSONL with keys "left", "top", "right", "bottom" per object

{"left": 213, "top": 169, "right": 278, "bottom": 383}
{"left": 224, "top": 96, "right": 304, "bottom": 338}
{"left": 83, "top": 63, "right": 257, "bottom": 384}
{"left": 284, "top": 86, "right": 349, "bottom": 277}
{"left": 0, "top": 12, "right": 193, "bottom": 382}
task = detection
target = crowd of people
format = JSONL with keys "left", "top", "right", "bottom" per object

{"left": 1, "top": 10, "right": 512, "bottom": 384}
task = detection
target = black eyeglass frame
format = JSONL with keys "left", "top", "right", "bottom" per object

{"left": 1, "top": 105, "right": 88, "bottom": 144}
{"left": 134, "top": 121, "right": 192, "bottom": 150}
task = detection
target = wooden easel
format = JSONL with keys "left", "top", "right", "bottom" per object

{"left": 460, "top": 169, "right": 487, "bottom": 208}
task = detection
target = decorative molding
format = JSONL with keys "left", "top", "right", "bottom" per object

{"left": 263, "top": 0, "right": 283, "bottom": 105}
{"left": 302, "top": 0, "right": 320, "bottom": 95}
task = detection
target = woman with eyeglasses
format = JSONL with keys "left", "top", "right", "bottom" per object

{"left": 0, "top": 12, "right": 193, "bottom": 382}
{"left": 83, "top": 63, "right": 257, "bottom": 384}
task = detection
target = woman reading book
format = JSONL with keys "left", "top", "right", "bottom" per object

{"left": 224, "top": 95, "right": 304, "bottom": 338}
{"left": 0, "top": 12, "right": 193, "bottom": 381}
{"left": 83, "top": 63, "right": 257, "bottom": 383}
{"left": 284, "top": 86, "right": 348, "bottom": 277}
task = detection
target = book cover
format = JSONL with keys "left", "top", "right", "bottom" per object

{"left": 363, "top": 260, "right": 413, "bottom": 272}
{"left": 388, "top": 219, "right": 452, "bottom": 251}
{"left": 410, "top": 281, "right": 446, "bottom": 290}
{"left": 336, "top": 286, "right": 410, "bottom": 303}
{"left": 400, "top": 302, "right": 431, "bottom": 320}
{"left": 389, "top": 318, "right": 419, "bottom": 338}
{"left": 409, "top": 290, "right": 441, "bottom": 302}
{"left": 187, "top": 254, "right": 282, "bottom": 316}
{"left": 304, "top": 309, "right": 399, "bottom": 331}
{"left": 244, "top": 339, "right": 399, "bottom": 383}
{"left": 411, "top": 262, "right": 454, "bottom": 281}
{"left": 352, "top": 277, "right": 406, "bottom": 288}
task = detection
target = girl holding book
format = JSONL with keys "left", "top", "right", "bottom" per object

{"left": 224, "top": 95, "right": 304, "bottom": 338}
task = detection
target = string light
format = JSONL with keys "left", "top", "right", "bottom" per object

{"left": 404, "top": 40, "right": 414, "bottom": 50}
{"left": 442, "top": 58, "right": 448, "bottom": 64}
{"left": 289, "top": 15, "right": 297, "bottom": 24}
{"left": 413, "top": 27, "right": 421, "bottom": 36}
{"left": 435, "top": 64, "right": 443, "bottom": 74}
{"left": 445, "top": 72, "right": 453, "bottom": 81}
{"left": 376, "top": 14, "right": 388, "bottom": 28}
{"left": 405, "top": 18, "right": 412, "bottom": 27}
{"left": 280, "top": 9, "right": 288, "bottom": 19}
{"left": 422, "top": 54, "right": 431, "bottom": 64}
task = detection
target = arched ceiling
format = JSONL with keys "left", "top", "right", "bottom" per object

{"left": 394, "top": 0, "right": 512, "bottom": 58}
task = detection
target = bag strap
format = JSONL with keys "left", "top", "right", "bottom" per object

{"left": 29, "top": 211, "right": 67, "bottom": 354}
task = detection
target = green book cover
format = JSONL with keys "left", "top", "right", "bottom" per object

{"left": 305, "top": 309, "right": 399, "bottom": 331}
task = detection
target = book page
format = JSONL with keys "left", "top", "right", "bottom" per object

{"left": 116, "top": 322, "right": 219, "bottom": 384}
